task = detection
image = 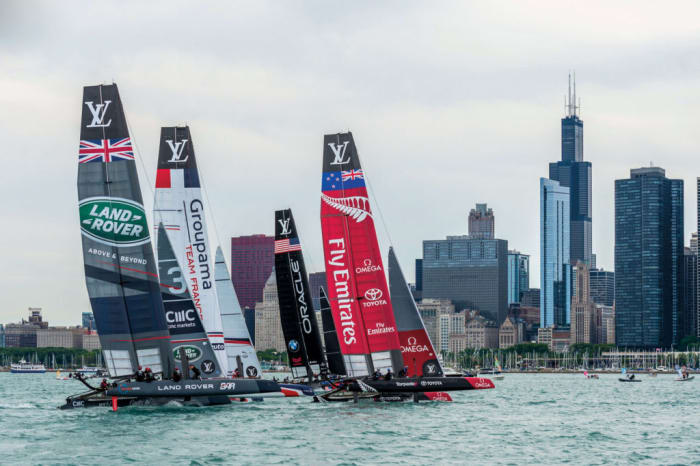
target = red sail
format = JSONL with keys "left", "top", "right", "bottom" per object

{"left": 320, "top": 132, "right": 402, "bottom": 376}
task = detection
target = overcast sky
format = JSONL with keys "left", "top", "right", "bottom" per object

{"left": 2, "top": 1, "right": 700, "bottom": 325}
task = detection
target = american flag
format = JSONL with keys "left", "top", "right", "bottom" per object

{"left": 342, "top": 169, "right": 364, "bottom": 181}
{"left": 79, "top": 138, "right": 134, "bottom": 163}
{"left": 274, "top": 237, "right": 301, "bottom": 254}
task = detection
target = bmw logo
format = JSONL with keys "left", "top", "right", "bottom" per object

{"left": 288, "top": 339, "right": 299, "bottom": 352}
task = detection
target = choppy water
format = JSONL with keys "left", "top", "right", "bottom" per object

{"left": 0, "top": 372, "right": 698, "bottom": 465}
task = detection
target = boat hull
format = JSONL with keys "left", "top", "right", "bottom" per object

{"left": 318, "top": 376, "right": 494, "bottom": 402}
{"left": 675, "top": 376, "right": 695, "bottom": 382}
{"left": 10, "top": 369, "right": 47, "bottom": 374}
{"left": 59, "top": 378, "right": 313, "bottom": 409}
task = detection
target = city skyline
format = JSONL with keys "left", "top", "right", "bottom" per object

{"left": 3, "top": 2, "right": 700, "bottom": 325}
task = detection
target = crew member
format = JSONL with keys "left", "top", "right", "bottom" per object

{"left": 190, "top": 365, "right": 201, "bottom": 380}
{"left": 384, "top": 368, "right": 393, "bottom": 381}
{"left": 172, "top": 367, "right": 182, "bottom": 382}
{"left": 398, "top": 366, "right": 408, "bottom": 377}
{"left": 233, "top": 368, "right": 241, "bottom": 378}
{"left": 135, "top": 366, "right": 145, "bottom": 382}
{"left": 144, "top": 367, "right": 154, "bottom": 382}
{"left": 99, "top": 378, "right": 109, "bottom": 390}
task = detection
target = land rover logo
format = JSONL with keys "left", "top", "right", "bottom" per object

{"left": 364, "top": 288, "right": 383, "bottom": 301}
{"left": 79, "top": 197, "right": 150, "bottom": 246}
{"left": 172, "top": 345, "right": 202, "bottom": 362}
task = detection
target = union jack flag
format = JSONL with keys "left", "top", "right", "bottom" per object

{"left": 342, "top": 169, "right": 364, "bottom": 181}
{"left": 79, "top": 138, "right": 134, "bottom": 164}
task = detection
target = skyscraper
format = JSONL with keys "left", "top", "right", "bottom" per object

{"left": 589, "top": 268, "right": 615, "bottom": 307}
{"left": 697, "top": 178, "right": 700, "bottom": 338}
{"left": 683, "top": 247, "right": 697, "bottom": 340}
{"left": 468, "top": 203, "right": 495, "bottom": 239}
{"left": 615, "top": 167, "right": 684, "bottom": 348}
{"left": 230, "top": 234, "right": 274, "bottom": 310}
{"left": 254, "top": 271, "right": 285, "bottom": 352}
{"left": 549, "top": 74, "right": 592, "bottom": 266}
{"left": 540, "top": 178, "right": 571, "bottom": 328}
{"left": 570, "top": 261, "right": 596, "bottom": 344}
{"left": 308, "top": 271, "right": 327, "bottom": 310}
{"left": 422, "top": 235, "right": 508, "bottom": 323}
{"left": 507, "top": 251, "right": 529, "bottom": 305}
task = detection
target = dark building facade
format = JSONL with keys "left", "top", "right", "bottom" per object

{"left": 415, "top": 259, "right": 423, "bottom": 291}
{"left": 422, "top": 236, "right": 508, "bottom": 323}
{"left": 683, "top": 247, "right": 697, "bottom": 340}
{"left": 520, "top": 288, "right": 541, "bottom": 308}
{"left": 589, "top": 268, "right": 615, "bottom": 307}
{"left": 615, "top": 167, "right": 684, "bottom": 348}
{"left": 230, "top": 235, "right": 274, "bottom": 310}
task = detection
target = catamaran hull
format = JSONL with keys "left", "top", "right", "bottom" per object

{"left": 317, "top": 376, "right": 494, "bottom": 402}
{"left": 59, "top": 379, "right": 313, "bottom": 409}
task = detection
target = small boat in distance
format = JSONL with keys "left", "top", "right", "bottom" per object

{"left": 583, "top": 371, "right": 598, "bottom": 379}
{"left": 619, "top": 368, "right": 641, "bottom": 382}
{"left": 675, "top": 365, "right": 694, "bottom": 382}
{"left": 11, "top": 360, "right": 46, "bottom": 373}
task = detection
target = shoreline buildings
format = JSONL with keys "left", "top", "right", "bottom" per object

{"left": 422, "top": 204, "right": 508, "bottom": 324}
{"left": 230, "top": 234, "right": 274, "bottom": 310}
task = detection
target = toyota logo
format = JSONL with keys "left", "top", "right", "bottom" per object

{"left": 364, "top": 288, "right": 383, "bottom": 301}
{"left": 363, "top": 259, "right": 372, "bottom": 266}
{"left": 407, "top": 336, "right": 417, "bottom": 345}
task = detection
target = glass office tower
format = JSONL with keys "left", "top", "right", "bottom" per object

{"left": 540, "top": 178, "right": 571, "bottom": 328}
{"left": 615, "top": 167, "right": 683, "bottom": 348}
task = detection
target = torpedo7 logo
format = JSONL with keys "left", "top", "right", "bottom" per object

{"left": 85, "top": 101, "right": 112, "bottom": 128}
{"left": 166, "top": 139, "right": 189, "bottom": 163}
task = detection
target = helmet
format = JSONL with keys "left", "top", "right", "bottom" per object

{"left": 138, "top": 366, "right": 142, "bottom": 370}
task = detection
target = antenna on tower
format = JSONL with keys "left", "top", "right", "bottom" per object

{"left": 567, "top": 72, "right": 572, "bottom": 116}
{"left": 573, "top": 71, "right": 577, "bottom": 117}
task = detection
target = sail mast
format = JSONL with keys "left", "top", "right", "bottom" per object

{"left": 78, "top": 84, "right": 172, "bottom": 377}
{"left": 320, "top": 132, "right": 403, "bottom": 376}
{"left": 274, "top": 209, "right": 325, "bottom": 381}
{"left": 153, "top": 126, "right": 229, "bottom": 375}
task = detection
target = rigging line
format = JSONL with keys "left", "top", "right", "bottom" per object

{"left": 360, "top": 149, "right": 395, "bottom": 250}
{"left": 197, "top": 165, "right": 225, "bottom": 259}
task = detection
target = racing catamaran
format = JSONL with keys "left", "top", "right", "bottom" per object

{"left": 317, "top": 132, "right": 494, "bottom": 401}
{"left": 63, "top": 85, "right": 305, "bottom": 409}
{"left": 273, "top": 209, "right": 327, "bottom": 382}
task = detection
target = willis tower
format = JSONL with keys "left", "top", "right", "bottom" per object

{"left": 549, "top": 74, "right": 592, "bottom": 266}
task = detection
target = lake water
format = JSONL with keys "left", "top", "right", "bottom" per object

{"left": 0, "top": 372, "right": 698, "bottom": 465}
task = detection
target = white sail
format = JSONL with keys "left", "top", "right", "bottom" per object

{"left": 153, "top": 127, "right": 228, "bottom": 374}
{"left": 215, "top": 247, "right": 263, "bottom": 377}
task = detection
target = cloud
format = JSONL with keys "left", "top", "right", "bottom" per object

{"left": 2, "top": 0, "right": 700, "bottom": 324}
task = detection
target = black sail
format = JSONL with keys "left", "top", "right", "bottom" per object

{"left": 77, "top": 84, "right": 171, "bottom": 377}
{"left": 319, "top": 287, "right": 346, "bottom": 376}
{"left": 273, "top": 209, "right": 325, "bottom": 379}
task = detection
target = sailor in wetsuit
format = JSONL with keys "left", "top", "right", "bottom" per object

{"left": 384, "top": 368, "right": 393, "bottom": 381}
{"left": 135, "top": 366, "right": 145, "bottom": 382}
{"left": 144, "top": 367, "right": 154, "bottom": 382}
{"left": 99, "top": 378, "right": 109, "bottom": 390}
{"left": 172, "top": 367, "right": 182, "bottom": 382}
{"left": 189, "top": 365, "right": 202, "bottom": 380}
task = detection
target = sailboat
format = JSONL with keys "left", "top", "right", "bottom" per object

{"left": 273, "top": 209, "right": 328, "bottom": 382}
{"left": 316, "top": 132, "right": 494, "bottom": 402}
{"left": 619, "top": 367, "right": 641, "bottom": 382}
{"left": 62, "top": 85, "right": 306, "bottom": 409}
{"left": 675, "top": 365, "right": 694, "bottom": 382}
{"left": 153, "top": 126, "right": 229, "bottom": 375}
